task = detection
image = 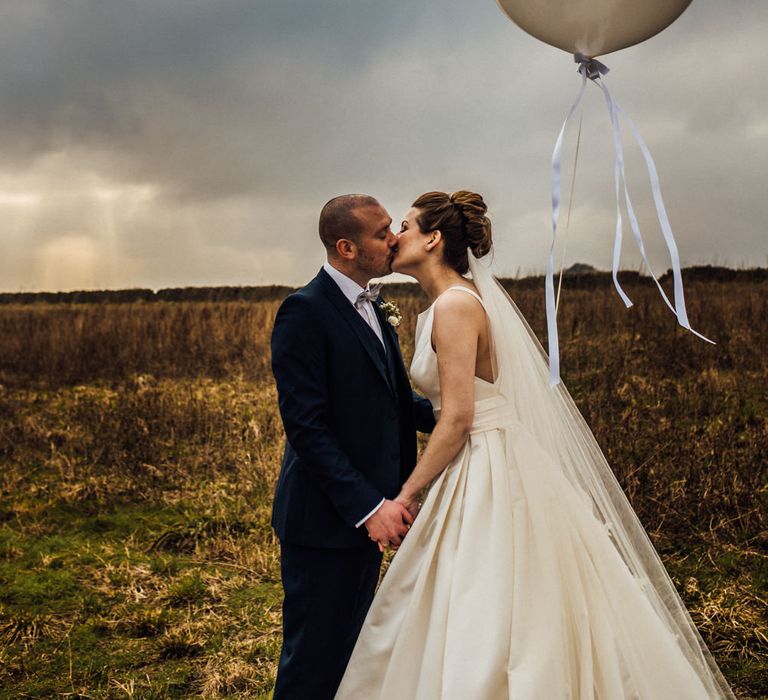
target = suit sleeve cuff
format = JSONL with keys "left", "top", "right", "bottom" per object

{"left": 355, "top": 498, "right": 385, "bottom": 528}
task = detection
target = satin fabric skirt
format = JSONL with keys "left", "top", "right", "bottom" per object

{"left": 335, "top": 418, "right": 711, "bottom": 699}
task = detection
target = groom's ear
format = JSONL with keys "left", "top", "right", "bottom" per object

{"left": 335, "top": 238, "right": 357, "bottom": 260}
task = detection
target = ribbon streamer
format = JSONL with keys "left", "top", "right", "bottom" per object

{"left": 545, "top": 55, "right": 714, "bottom": 387}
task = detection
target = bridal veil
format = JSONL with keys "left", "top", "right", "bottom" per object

{"left": 467, "top": 252, "right": 733, "bottom": 699}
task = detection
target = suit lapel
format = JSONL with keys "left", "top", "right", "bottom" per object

{"left": 375, "top": 300, "right": 408, "bottom": 395}
{"left": 373, "top": 300, "right": 400, "bottom": 364}
{"left": 373, "top": 300, "right": 395, "bottom": 346}
{"left": 317, "top": 269, "right": 394, "bottom": 396}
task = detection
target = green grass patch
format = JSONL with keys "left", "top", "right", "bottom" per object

{"left": 1, "top": 568, "right": 81, "bottom": 613}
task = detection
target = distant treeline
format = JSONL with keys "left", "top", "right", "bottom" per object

{"left": 502, "top": 265, "right": 768, "bottom": 292}
{"left": 378, "top": 265, "right": 768, "bottom": 297}
{"left": 1, "top": 266, "right": 765, "bottom": 305}
{"left": 0, "top": 284, "right": 297, "bottom": 305}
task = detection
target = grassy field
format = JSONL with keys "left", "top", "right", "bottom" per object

{"left": 0, "top": 276, "right": 766, "bottom": 698}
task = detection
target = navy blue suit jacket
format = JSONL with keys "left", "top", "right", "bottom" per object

{"left": 271, "top": 267, "right": 435, "bottom": 548}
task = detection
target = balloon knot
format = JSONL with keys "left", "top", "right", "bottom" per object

{"left": 574, "top": 53, "right": 609, "bottom": 81}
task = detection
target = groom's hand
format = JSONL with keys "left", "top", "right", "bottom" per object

{"left": 364, "top": 499, "right": 413, "bottom": 550}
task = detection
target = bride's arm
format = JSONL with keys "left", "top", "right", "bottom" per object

{"left": 396, "top": 292, "right": 484, "bottom": 513}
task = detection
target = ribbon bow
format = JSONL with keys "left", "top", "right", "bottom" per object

{"left": 356, "top": 283, "right": 382, "bottom": 306}
{"left": 574, "top": 53, "right": 609, "bottom": 81}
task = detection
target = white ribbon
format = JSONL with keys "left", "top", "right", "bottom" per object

{"left": 546, "top": 69, "right": 588, "bottom": 386}
{"left": 545, "top": 55, "right": 714, "bottom": 387}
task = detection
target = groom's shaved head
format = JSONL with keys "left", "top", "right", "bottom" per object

{"left": 319, "top": 194, "right": 380, "bottom": 252}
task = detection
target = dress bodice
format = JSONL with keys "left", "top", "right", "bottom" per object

{"left": 410, "top": 287, "right": 501, "bottom": 417}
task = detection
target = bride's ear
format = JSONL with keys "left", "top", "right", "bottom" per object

{"left": 426, "top": 230, "right": 441, "bottom": 252}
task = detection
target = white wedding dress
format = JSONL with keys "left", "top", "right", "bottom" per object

{"left": 335, "top": 257, "right": 733, "bottom": 700}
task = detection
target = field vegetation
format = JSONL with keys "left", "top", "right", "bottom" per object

{"left": 0, "top": 273, "right": 766, "bottom": 697}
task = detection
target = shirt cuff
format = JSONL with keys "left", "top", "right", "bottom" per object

{"left": 355, "top": 498, "right": 385, "bottom": 528}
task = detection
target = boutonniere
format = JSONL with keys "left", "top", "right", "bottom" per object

{"left": 379, "top": 300, "right": 402, "bottom": 328}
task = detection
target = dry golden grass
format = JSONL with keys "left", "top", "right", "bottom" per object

{"left": 0, "top": 275, "right": 766, "bottom": 697}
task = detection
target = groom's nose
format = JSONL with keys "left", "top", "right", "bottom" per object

{"left": 387, "top": 230, "right": 398, "bottom": 248}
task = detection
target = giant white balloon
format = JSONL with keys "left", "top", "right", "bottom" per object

{"left": 496, "top": 0, "right": 694, "bottom": 57}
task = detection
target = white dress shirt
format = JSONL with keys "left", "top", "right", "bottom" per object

{"left": 322, "top": 262, "right": 386, "bottom": 349}
{"left": 323, "top": 261, "right": 386, "bottom": 527}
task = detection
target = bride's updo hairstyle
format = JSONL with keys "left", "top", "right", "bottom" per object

{"left": 412, "top": 190, "right": 492, "bottom": 274}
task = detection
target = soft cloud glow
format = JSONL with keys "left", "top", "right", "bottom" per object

{"left": 0, "top": 192, "right": 41, "bottom": 206}
{"left": 37, "top": 234, "right": 101, "bottom": 291}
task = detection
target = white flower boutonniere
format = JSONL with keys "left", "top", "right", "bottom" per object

{"left": 379, "top": 300, "right": 402, "bottom": 328}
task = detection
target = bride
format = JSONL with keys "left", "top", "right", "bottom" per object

{"left": 335, "top": 191, "right": 734, "bottom": 699}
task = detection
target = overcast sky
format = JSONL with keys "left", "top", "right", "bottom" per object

{"left": 0, "top": 0, "right": 766, "bottom": 291}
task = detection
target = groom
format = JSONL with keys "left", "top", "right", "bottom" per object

{"left": 270, "top": 194, "right": 435, "bottom": 699}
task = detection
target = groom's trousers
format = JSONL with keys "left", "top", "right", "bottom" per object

{"left": 273, "top": 541, "right": 383, "bottom": 700}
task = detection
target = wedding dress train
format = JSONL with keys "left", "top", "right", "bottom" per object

{"left": 335, "top": 257, "right": 733, "bottom": 699}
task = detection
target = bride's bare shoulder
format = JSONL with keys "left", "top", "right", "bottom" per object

{"left": 432, "top": 287, "right": 485, "bottom": 331}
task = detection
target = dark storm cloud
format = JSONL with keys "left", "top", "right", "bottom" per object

{"left": 0, "top": 0, "right": 766, "bottom": 290}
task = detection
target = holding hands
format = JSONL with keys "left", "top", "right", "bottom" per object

{"left": 394, "top": 490, "right": 421, "bottom": 521}
{"left": 365, "top": 493, "right": 422, "bottom": 552}
{"left": 364, "top": 498, "right": 413, "bottom": 552}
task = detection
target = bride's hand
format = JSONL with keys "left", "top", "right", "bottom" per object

{"left": 394, "top": 491, "right": 421, "bottom": 520}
